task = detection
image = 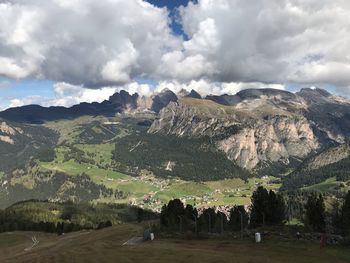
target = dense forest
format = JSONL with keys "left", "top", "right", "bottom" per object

{"left": 0, "top": 201, "right": 157, "bottom": 234}
{"left": 78, "top": 121, "right": 122, "bottom": 144}
{"left": 112, "top": 133, "right": 250, "bottom": 181}
{"left": 0, "top": 121, "right": 58, "bottom": 172}
{"left": 0, "top": 171, "right": 126, "bottom": 209}
{"left": 281, "top": 156, "right": 350, "bottom": 191}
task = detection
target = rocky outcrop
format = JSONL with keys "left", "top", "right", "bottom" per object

{"left": 187, "top": 89, "right": 202, "bottom": 99}
{"left": 149, "top": 93, "right": 328, "bottom": 170}
{"left": 218, "top": 117, "right": 319, "bottom": 169}
{"left": 0, "top": 121, "right": 24, "bottom": 144}
{"left": 148, "top": 100, "right": 241, "bottom": 137}
{"left": 107, "top": 90, "right": 139, "bottom": 110}
{"left": 150, "top": 89, "right": 178, "bottom": 113}
{"left": 0, "top": 122, "right": 16, "bottom": 135}
{"left": 296, "top": 88, "right": 350, "bottom": 143}
{"left": 0, "top": 135, "right": 14, "bottom": 144}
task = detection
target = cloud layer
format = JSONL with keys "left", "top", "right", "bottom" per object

{"left": 172, "top": 0, "right": 350, "bottom": 87}
{"left": 1, "top": 0, "right": 350, "bottom": 98}
{"left": 0, "top": 0, "right": 179, "bottom": 86}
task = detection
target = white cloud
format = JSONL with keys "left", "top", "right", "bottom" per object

{"left": 120, "top": 82, "right": 152, "bottom": 96}
{"left": 1, "top": 0, "right": 350, "bottom": 97}
{"left": 52, "top": 82, "right": 118, "bottom": 106}
{"left": 155, "top": 79, "right": 285, "bottom": 96}
{"left": 0, "top": 0, "right": 180, "bottom": 86}
{"left": 171, "top": 0, "right": 350, "bottom": 89}
{"left": 9, "top": 96, "right": 43, "bottom": 108}
{"left": 0, "top": 57, "right": 31, "bottom": 79}
{"left": 157, "top": 51, "right": 216, "bottom": 80}
{"left": 101, "top": 41, "right": 139, "bottom": 83}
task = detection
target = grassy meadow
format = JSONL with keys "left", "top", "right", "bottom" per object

{"left": 0, "top": 223, "right": 349, "bottom": 263}
{"left": 34, "top": 141, "right": 283, "bottom": 210}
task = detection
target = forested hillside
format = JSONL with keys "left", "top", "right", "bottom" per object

{"left": 0, "top": 120, "right": 58, "bottom": 172}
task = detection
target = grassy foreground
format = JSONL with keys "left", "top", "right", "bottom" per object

{"left": 0, "top": 224, "right": 349, "bottom": 263}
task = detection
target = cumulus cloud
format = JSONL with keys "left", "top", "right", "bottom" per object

{"left": 1, "top": 0, "right": 350, "bottom": 98}
{"left": 0, "top": 0, "right": 180, "bottom": 86}
{"left": 155, "top": 79, "right": 285, "bottom": 96}
{"left": 165, "top": 0, "right": 350, "bottom": 89}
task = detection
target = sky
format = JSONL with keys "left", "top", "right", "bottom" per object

{"left": 0, "top": 0, "right": 350, "bottom": 109}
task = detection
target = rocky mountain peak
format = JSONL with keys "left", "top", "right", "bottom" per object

{"left": 298, "top": 87, "right": 331, "bottom": 97}
{"left": 108, "top": 90, "right": 138, "bottom": 108}
{"left": 236, "top": 88, "right": 297, "bottom": 101}
{"left": 296, "top": 87, "right": 333, "bottom": 104}
{"left": 186, "top": 89, "right": 202, "bottom": 99}
{"left": 177, "top": 89, "right": 189, "bottom": 98}
{"left": 150, "top": 88, "right": 178, "bottom": 113}
{"left": 205, "top": 88, "right": 298, "bottom": 106}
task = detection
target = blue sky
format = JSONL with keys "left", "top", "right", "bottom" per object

{"left": 0, "top": 78, "right": 54, "bottom": 109}
{"left": 146, "top": 0, "right": 194, "bottom": 37}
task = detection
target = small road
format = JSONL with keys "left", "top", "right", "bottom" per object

{"left": 122, "top": 237, "right": 144, "bottom": 246}
{"left": 24, "top": 236, "right": 39, "bottom": 251}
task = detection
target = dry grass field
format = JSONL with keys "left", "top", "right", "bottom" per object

{"left": 0, "top": 223, "right": 350, "bottom": 263}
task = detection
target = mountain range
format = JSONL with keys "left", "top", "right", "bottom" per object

{"left": 2, "top": 87, "right": 350, "bottom": 171}
{"left": 1, "top": 87, "right": 350, "bottom": 207}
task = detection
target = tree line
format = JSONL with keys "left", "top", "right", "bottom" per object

{"left": 281, "top": 156, "right": 350, "bottom": 191}
{"left": 0, "top": 200, "right": 157, "bottom": 235}
{"left": 160, "top": 186, "right": 350, "bottom": 236}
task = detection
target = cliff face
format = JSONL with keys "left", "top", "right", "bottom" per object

{"left": 149, "top": 100, "right": 319, "bottom": 170}
{"left": 218, "top": 117, "right": 318, "bottom": 169}
{"left": 0, "top": 121, "right": 24, "bottom": 144}
{"left": 148, "top": 88, "right": 350, "bottom": 171}
{"left": 149, "top": 100, "right": 240, "bottom": 137}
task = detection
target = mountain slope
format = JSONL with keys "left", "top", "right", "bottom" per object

{"left": 0, "top": 87, "right": 350, "bottom": 181}
{"left": 0, "top": 119, "right": 58, "bottom": 172}
{"left": 281, "top": 143, "right": 350, "bottom": 190}
{"left": 149, "top": 96, "right": 319, "bottom": 172}
{"left": 297, "top": 88, "right": 350, "bottom": 142}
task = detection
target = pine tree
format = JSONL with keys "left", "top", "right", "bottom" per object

{"left": 228, "top": 205, "right": 248, "bottom": 231}
{"left": 198, "top": 208, "right": 217, "bottom": 232}
{"left": 267, "top": 190, "right": 285, "bottom": 224}
{"left": 250, "top": 186, "right": 269, "bottom": 227}
{"left": 250, "top": 187, "right": 286, "bottom": 227}
{"left": 305, "top": 193, "right": 326, "bottom": 232}
{"left": 160, "top": 199, "right": 185, "bottom": 231}
{"left": 341, "top": 191, "right": 350, "bottom": 235}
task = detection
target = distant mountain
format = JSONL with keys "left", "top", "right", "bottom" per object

{"left": 149, "top": 88, "right": 350, "bottom": 173}
{"left": 1, "top": 87, "right": 350, "bottom": 175}
{"left": 0, "top": 87, "right": 350, "bottom": 208}
{"left": 187, "top": 89, "right": 202, "bottom": 99}
{"left": 0, "top": 89, "right": 178, "bottom": 124}
{"left": 205, "top": 88, "right": 298, "bottom": 106}
{"left": 150, "top": 89, "right": 178, "bottom": 113}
